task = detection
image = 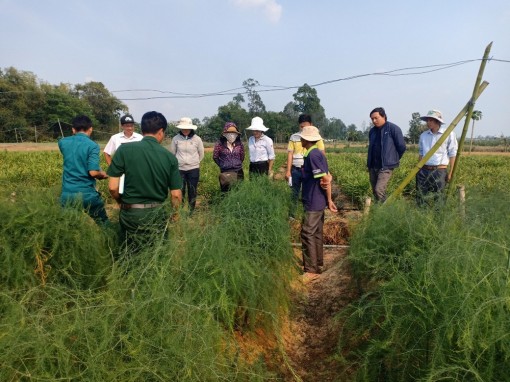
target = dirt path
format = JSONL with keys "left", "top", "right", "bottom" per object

{"left": 275, "top": 187, "right": 363, "bottom": 381}
{"left": 281, "top": 246, "right": 359, "bottom": 381}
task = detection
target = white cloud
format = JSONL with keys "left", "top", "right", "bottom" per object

{"left": 231, "top": 0, "right": 282, "bottom": 23}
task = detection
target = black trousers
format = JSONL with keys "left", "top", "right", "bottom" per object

{"left": 180, "top": 168, "right": 200, "bottom": 210}
{"left": 416, "top": 168, "right": 447, "bottom": 206}
{"left": 249, "top": 161, "right": 269, "bottom": 179}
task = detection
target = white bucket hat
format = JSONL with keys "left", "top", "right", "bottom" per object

{"left": 176, "top": 117, "right": 197, "bottom": 130}
{"left": 420, "top": 110, "right": 444, "bottom": 124}
{"left": 298, "top": 125, "right": 322, "bottom": 142}
{"left": 246, "top": 116, "right": 269, "bottom": 132}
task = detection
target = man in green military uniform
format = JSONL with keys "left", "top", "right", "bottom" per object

{"left": 107, "top": 111, "right": 182, "bottom": 250}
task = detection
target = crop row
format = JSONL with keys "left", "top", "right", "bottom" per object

{"left": 0, "top": 177, "right": 295, "bottom": 381}
{"left": 2, "top": 150, "right": 509, "bottom": 207}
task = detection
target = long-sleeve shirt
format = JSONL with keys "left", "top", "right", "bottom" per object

{"left": 367, "top": 121, "right": 406, "bottom": 170}
{"left": 419, "top": 128, "right": 458, "bottom": 166}
{"left": 169, "top": 133, "right": 204, "bottom": 171}
{"left": 213, "top": 138, "right": 245, "bottom": 172}
{"left": 248, "top": 134, "right": 275, "bottom": 162}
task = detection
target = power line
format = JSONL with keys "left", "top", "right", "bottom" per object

{"left": 112, "top": 58, "right": 495, "bottom": 100}
{"left": 0, "top": 57, "right": 506, "bottom": 101}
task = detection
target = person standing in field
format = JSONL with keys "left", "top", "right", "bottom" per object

{"left": 213, "top": 122, "right": 245, "bottom": 192}
{"left": 285, "top": 114, "right": 326, "bottom": 218}
{"left": 246, "top": 116, "right": 275, "bottom": 179}
{"left": 58, "top": 115, "right": 109, "bottom": 224}
{"left": 299, "top": 125, "right": 338, "bottom": 279}
{"left": 103, "top": 114, "right": 143, "bottom": 165}
{"left": 107, "top": 111, "right": 182, "bottom": 250}
{"left": 416, "top": 110, "right": 458, "bottom": 206}
{"left": 168, "top": 117, "right": 204, "bottom": 213}
{"left": 367, "top": 107, "right": 406, "bottom": 202}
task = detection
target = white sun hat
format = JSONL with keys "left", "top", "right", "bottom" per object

{"left": 298, "top": 125, "right": 322, "bottom": 142}
{"left": 246, "top": 116, "right": 269, "bottom": 132}
{"left": 420, "top": 110, "right": 444, "bottom": 124}
{"left": 176, "top": 117, "right": 197, "bottom": 130}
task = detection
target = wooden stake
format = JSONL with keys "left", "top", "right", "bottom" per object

{"left": 457, "top": 184, "right": 465, "bottom": 218}
{"left": 364, "top": 197, "right": 372, "bottom": 215}
{"left": 58, "top": 118, "right": 64, "bottom": 138}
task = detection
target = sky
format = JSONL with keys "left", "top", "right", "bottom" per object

{"left": 1, "top": 0, "right": 509, "bottom": 137}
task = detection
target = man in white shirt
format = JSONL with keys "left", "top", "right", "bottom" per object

{"left": 104, "top": 114, "right": 143, "bottom": 165}
{"left": 417, "top": 110, "right": 458, "bottom": 206}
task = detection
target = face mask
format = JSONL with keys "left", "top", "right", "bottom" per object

{"left": 224, "top": 133, "right": 237, "bottom": 144}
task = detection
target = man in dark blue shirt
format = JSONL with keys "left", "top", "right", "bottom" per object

{"left": 58, "top": 115, "right": 109, "bottom": 224}
{"left": 367, "top": 107, "right": 406, "bottom": 202}
{"left": 300, "top": 125, "right": 338, "bottom": 279}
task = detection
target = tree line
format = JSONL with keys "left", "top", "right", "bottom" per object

{"left": 7, "top": 66, "right": 492, "bottom": 144}
{"left": 1, "top": 67, "right": 374, "bottom": 143}
{"left": 0, "top": 67, "right": 128, "bottom": 142}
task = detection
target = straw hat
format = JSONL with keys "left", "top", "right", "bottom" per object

{"left": 420, "top": 110, "right": 444, "bottom": 124}
{"left": 298, "top": 125, "right": 322, "bottom": 142}
{"left": 176, "top": 117, "right": 197, "bottom": 130}
{"left": 223, "top": 122, "right": 240, "bottom": 134}
{"left": 246, "top": 116, "right": 269, "bottom": 132}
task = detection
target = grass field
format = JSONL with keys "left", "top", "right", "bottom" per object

{"left": 1, "top": 146, "right": 510, "bottom": 380}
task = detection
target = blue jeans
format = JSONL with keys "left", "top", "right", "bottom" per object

{"left": 290, "top": 166, "right": 303, "bottom": 217}
{"left": 291, "top": 166, "right": 303, "bottom": 201}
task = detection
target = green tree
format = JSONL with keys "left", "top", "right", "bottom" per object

{"left": 202, "top": 94, "right": 251, "bottom": 142}
{"left": 283, "top": 101, "right": 299, "bottom": 123}
{"left": 38, "top": 83, "right": 95, "bottom": 138}
{"left": 232, "top": 93, "right": 245, "bottom": 107}
{"left": 292, "top": 83, "right": 326, "bottom": 127}
{"left": 0, "top": 67, "right": 44, "bottom": 142}
{"left": 322, "top": 117, "right": 347, "bottom": 140}
{"left": 200, "top": 116, "right": 223, "bottom": 142}
{"left": 74, "top": 81, "right": 127, "bottom": 133}
{"left": 242, "top": 78, "right": 266, "bottom": 115}
{"left": 346, "top": 124, "right": 364, "bottom": 142}
{"left": 262, "top": 111, "right": 294, "bottom": 144}
{"left": 407, "top": 112, "right": 424, "bottom": 144}
{"left": 469, "top": 110, "right": 482, "bottom": 153}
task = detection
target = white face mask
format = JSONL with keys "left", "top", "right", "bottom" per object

{"left": 224, "top": 133, "right": 238, "bottom": 144}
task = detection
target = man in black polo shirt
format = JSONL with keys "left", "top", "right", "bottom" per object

{"left": 107, "top": 111, "right": 182, "bottom": 250}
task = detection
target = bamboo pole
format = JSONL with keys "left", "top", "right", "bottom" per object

{"left": 448, "top": 42, "right": 493, "bottom": 196}
{"left": 385, "top": 81, "right": 489, "bottom": 203}
{"left": 58, "top": 118, "right": 64, "bottom": 138}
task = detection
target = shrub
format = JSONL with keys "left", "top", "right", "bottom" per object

{"left": 0, "top": 191, "right": 115, "bottom": 290}
{"left": 338, "top": 189, "right": 510, "bottom": 381}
